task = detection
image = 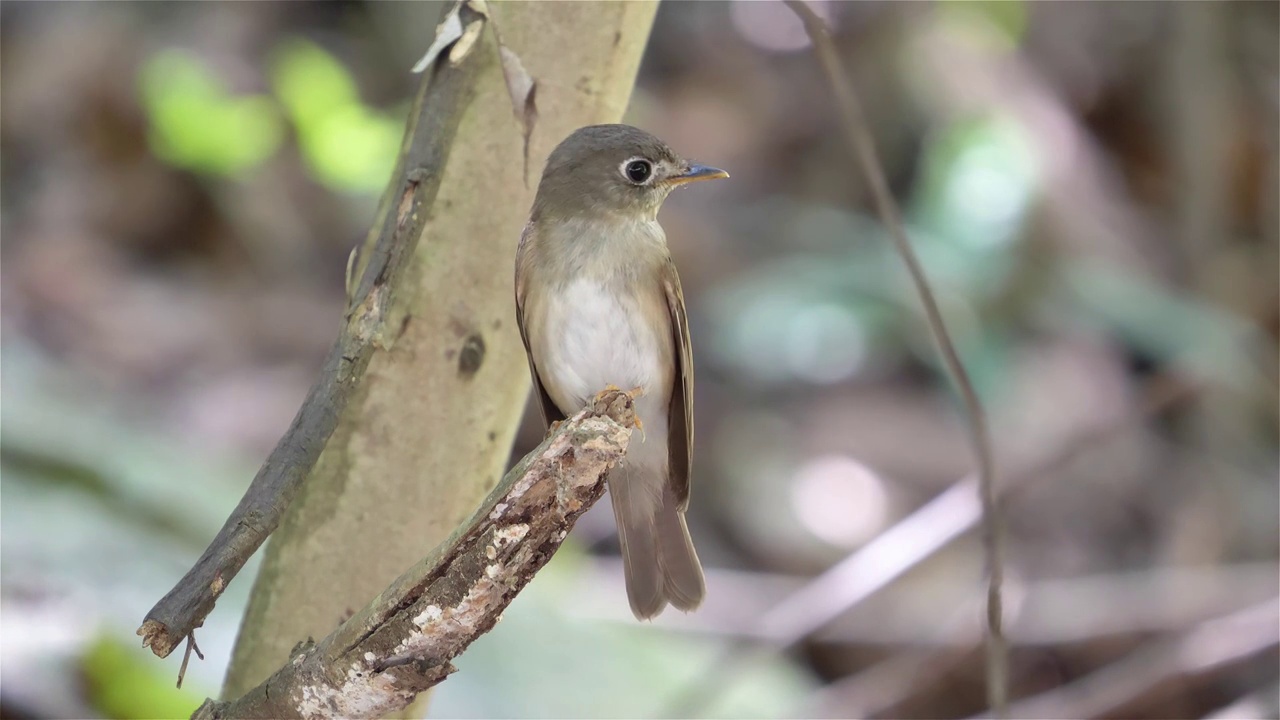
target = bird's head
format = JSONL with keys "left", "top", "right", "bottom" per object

{"left": 532, "top": 124, "right": 728, "bottom": 221}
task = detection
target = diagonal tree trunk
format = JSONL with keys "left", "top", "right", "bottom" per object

{"left": 222, "top": 0, "right": 658, "bottom": 699}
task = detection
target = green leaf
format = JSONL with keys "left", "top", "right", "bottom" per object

{"left": 140, "top": 49, "right": 283, "bottom": 176}
{"left": 271, "top": 39, "right": 403, "bottom": 193}
{"left": 270, "top": 38, "right": 361, "bottom": 127}
{"left": 298, "top": 103, "right": 402, "bottom": 192}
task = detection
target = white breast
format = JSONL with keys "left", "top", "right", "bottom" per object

{"left": 541, "top": 279, "right": 665, "bottom": 412}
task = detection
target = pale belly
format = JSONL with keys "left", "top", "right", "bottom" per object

{"left": 539, "top": 278, "right": 671, "bottom": 413}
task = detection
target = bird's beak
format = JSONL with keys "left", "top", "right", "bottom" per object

{"left": 667, "top": 164, "right": 730, "bottom": 186}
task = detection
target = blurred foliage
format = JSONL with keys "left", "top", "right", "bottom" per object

{"left": 938, "top": 0, "right": 1029, "bottom": 52}
{"left": 271, "top": 39, "right": 404, "bottom": 193}
{"left": 912, "top": 116, "right": 1036, "bottom": 276}
{"left": 81, "top": 633, "right": 207, "bottom": 720}
{"left": 708, "top": 114, "right": 1039, "bottom": 400}
{"left": 0, "top": 342, "right": 258, "bottom": 709}
{"left": 140, "top": 39, "right": 402, "bottom": 192}
{"left": 1064, "top": 259, "right": 1269, "bottom": 393}
{"left": 141, "top": 49, "right": 284, "bottom": 177}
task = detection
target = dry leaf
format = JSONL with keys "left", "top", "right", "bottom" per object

{"left": 497, "top": 46, "right": 538, "bottom": 186}
{"left": 490, "top": 22, "right": 538, "bottom": 186}
{"left": 416, "top": 1, "right": 537, "bottom": 183}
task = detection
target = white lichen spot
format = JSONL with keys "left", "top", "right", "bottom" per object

{"left": 489, "top": 502, "right": 508, "bottom": 520}
{"left": 391, "top": 574, "right": 506, "bottom": 661}
{"left": 558, "top": 530, "right": 568, "bottom": 541}
{"left": 294, "top": 664, "right": 411, "bottom": 718}
{"left": 413, "top": 604, "right": 444, "bottom": 628}
{"left": 323, "top": 545, "right": 516, "bottom": 711}
{"left": 364, "top": 651, "right": 377, "bottom": 663}
{"left": 485, "top": 545, "right": 497, "bottom": 560}
{"left": 493, "top": 523, "right": 529, "bottom": 547}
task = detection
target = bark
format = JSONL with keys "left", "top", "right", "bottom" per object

{"left": 194, "top": 403, "right": 633, "bottom": 719}
{"left": 213, "top": 0, "right": 657, "bottom": 698}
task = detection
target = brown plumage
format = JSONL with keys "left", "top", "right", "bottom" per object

{"left": 514, "top": 124, "right": 726, "bottom": 619}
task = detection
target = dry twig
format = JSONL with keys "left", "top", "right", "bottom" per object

{"left": 192, "top": 398, "right": 634, "bottom": 719}
{"left": 782, "top": 1, "right": 1006, "bottom": 713}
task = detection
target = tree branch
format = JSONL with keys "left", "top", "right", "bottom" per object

{"left": 192, "top": 398, "right": 634, "bottom": 720}
{"left": 136, "top": 0, "right": 490, "bottom": 662}
{"left": 781, "top": 2, "right": 1007, "bottom": 715}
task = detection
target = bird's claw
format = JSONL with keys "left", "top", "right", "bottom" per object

{"left": 590, "top": 385, "right": 643, "bottom": 433}
{"left": 625, "top": 387, "right": 646, "bottom": 439}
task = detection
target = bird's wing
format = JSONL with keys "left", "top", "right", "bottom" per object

{"left": 515, "top": 223, "right": 566, "bottom": 427}
{"left": 661, "top": 257, "right": 694, "bottom": 510}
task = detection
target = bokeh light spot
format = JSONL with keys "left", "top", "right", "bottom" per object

{"left": 790, "top": 455, "right": 889, "bottom": 548}
{"left": 730, "top": 1, "right": 834, "bottom": 54}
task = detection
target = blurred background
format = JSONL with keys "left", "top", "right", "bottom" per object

{"left": 2, "top": 1, "right": 1277, "bottom": 718}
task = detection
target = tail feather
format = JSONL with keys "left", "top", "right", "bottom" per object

{"left": 609, "top": 456, "right": 706, "bottom": 620}
{"left": 657, "top": 486, "right": 705, "bottom": 611}
{"left": 610, "top": 463, "right": 666, "bottom": 620}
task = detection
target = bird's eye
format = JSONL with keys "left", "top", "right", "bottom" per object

{"left": 623, "top": 159, "right": 653, "bottom": 184}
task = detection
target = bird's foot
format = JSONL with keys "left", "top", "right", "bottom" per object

{"left": 591, "top": 385, "right": 641, "bottom": 432}
{"left": 545, "top": 419, "right": 563, "bottom": 437}
{"left": 624, "top": 387, "right": 646, "bottom": 439}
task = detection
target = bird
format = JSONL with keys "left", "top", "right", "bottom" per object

{"left": 514, "top": 124, "right": 728, "bottom": 619}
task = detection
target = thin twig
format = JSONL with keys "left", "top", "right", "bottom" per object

{"left": 135, "top": 0, "right": 488, "bottom": 666}
{"left": 176, "top": 631, "right": 204, "bottom": 690}
{"left": 782, "top": 1, "right": 1006, "bottom": 714}
{"left": 193, "top": 397, "right": 636, "bottom": 720}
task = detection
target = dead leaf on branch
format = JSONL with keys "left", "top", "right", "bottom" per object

{"left": 414, "top": 1, "right": 538, "bottom": 185}
{"left": 487, "top": 11, "right": 539, "bottom": 187}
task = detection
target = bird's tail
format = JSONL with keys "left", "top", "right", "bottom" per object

{"left": 657, "top": 483, "right": 705, "bottom": 612}
{"left": 609, "top": 462, "right": 705, "bottom": 620}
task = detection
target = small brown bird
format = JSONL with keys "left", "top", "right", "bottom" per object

{"left": 514, "top": 124, "right": 728, "bottom": 619}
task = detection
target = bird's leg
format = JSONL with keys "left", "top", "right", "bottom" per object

{"left": 546, "top": 419, "right": 563, "bottom": 437}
